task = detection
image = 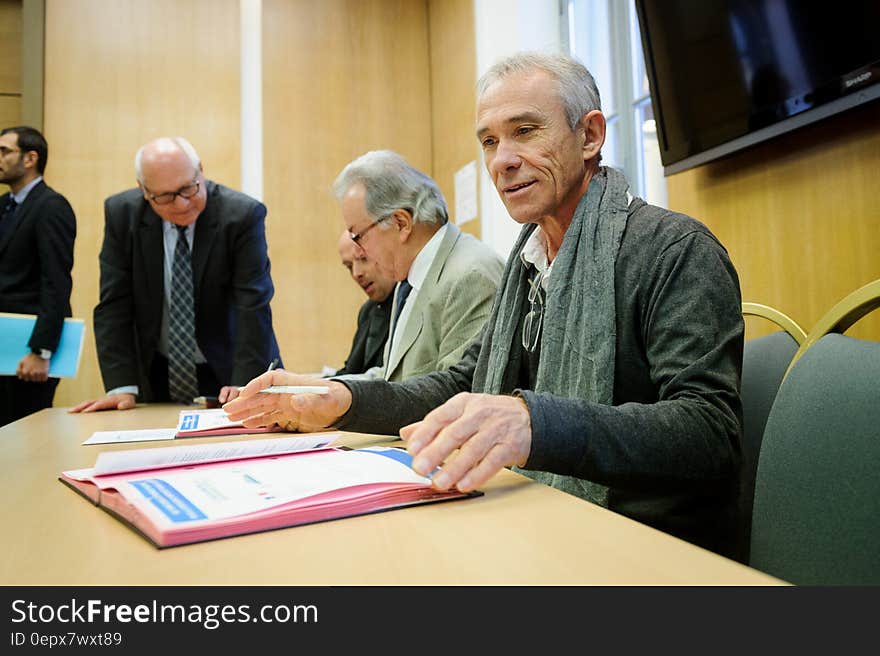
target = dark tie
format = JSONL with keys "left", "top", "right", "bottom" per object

{"left": 0, "top": 197, "right": 17, "bottom": 241}
{"left": 168, "top": 225, "right": 198, "bottom": 403}
{"left": 388, "top": 280, "right": 412, "bottom": 347}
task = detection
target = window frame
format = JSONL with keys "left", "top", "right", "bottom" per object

{"left": 562, "top": 0, "right": 664, "bottom": 204}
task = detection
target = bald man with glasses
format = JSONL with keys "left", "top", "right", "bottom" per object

{"left": 72, "top": 137, "right": 281, "bottom": 412}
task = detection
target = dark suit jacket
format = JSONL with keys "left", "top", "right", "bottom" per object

{"left": 0, "top": 180, "right": 76, "bottom": 352}
{"left": 94, "top": 181, "right": 281, "bottom": 399}
{"left": 335, "top": 297, "right": 392, "bottom": 376}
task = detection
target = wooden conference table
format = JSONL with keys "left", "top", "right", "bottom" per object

{"left": 0, "top": 405, "right": 782, "bottom": 585}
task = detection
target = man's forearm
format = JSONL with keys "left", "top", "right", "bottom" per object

{"left": 338, "top": 344, "right": 478, "bottom": 435}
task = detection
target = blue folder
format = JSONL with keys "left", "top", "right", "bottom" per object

{"left": 0, "top": 313, "right": 86, "bottom": 378}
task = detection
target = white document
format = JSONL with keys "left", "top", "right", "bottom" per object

{"left": 177, "top": 408, "right": 240, "bottom": 433}
{"left": 82, "top": 428, "right": 178, "bottom": 446}
{"left": 123, "top": 447, "right": 429, "bottom": 522}
{"left": 89, "top": 433, "right": 341, "bottom": 476}
{"left": 454, "top": 160, "right": 478, "bottom": 226}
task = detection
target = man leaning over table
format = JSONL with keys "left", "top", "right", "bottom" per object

{"left": 71, "top": 137, "right": 281, "bottom": 413}
{"left": 224, "top": 52, "right": 744, "bottom": 559}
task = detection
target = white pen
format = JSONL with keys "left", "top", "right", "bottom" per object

{"left": 235, "top": 385, "right": 330, "bottom": 394}
{"left": 235, "top": 361, "right": 327, "bottom": 394}
{"left": 259, "top": 385, "right": 330, "bottom": 395}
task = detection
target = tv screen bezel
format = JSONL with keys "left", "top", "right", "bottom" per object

{"left": 634, "top": 0, "right": 880, "bottom": 176}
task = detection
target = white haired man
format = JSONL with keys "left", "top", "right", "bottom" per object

{"left": 331, "top": 150, "right": 503, "bottom": 382}
{"left": 226, "top": 53, "right": 744, "bottom": 559}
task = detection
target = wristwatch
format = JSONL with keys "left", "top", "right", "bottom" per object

{"left": 32, "top": 348, "right": 52, "bottom": 360}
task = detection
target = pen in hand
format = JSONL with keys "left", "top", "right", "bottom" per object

{"left": 237, "top": 358, "right": 329, "bottom": 395}
{"left": 236, "top": 385, "right": 330, "bottom": 394}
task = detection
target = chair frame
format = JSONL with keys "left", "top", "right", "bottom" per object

{"left": 784, "top": 279, "right": 880, "bottom": 378}
{"left": 741, "top": 302, "right": 807, "bottom": 345}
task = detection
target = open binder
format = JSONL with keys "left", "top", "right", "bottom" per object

{"left": 60, "top": 435, "right": 480, "bottom": 548}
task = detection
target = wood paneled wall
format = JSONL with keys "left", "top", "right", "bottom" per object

{"left": 667, "top": 101, "right": 880, "bottom": 342}
{"left": 0, "top": 0, "right": 22, "bottom": 127}
{"left": 44, "top": 0, "right": 242, "bottom": 405}
{"left": 261, "top": 0, "right": 433, "bottom": 372}
{"left": 38, "top": 0, "right": 474, "bottom": 402}
{"left": 428, "top": 0, "right": 481, "bottom": 238}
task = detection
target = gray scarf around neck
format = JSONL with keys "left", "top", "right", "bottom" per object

{"left": 472, "top": 166, "right": 631, "bottom": 506}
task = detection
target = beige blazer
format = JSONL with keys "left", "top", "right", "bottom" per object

{"left": 383, "top": 223, "right": 503, "bottom": 382}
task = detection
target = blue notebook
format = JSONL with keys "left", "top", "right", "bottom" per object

{"left": 0, "top": 312, "right": 86, "bottom": 378}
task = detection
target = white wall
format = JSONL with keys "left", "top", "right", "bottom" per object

{"left": 240, "top": 0, "right": 263, "bottom": 200}
{"left": 474, "top": 0, "right": 563, "bottom": 260}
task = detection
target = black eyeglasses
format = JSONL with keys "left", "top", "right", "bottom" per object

{"left": 522, "top": 269, "right": 546, "bottom": 352}
{"left": 145, "top": 178, "right": 200, "bottom": 205}
{"left": 348, "top": 218, "right": 384, "bottom": 245}
{"left": 349, "top": 207, "right": 413, "bottom": 246}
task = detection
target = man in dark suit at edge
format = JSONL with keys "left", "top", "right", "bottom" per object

{"left": 0, "top": 126, "right": 76, "bottom": 426}
{"left": 71, "top": 136, "right": 280, "bottom": 412}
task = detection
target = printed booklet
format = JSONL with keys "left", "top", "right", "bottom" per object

{"left": 60, "top": 435, "right": 480, "bottom": 547}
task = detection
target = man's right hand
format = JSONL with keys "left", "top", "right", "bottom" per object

{"left": 223, "top": 369, "right": 352, "bottom": 432}
{"left": 69, "top": 393, "right": 137, "bottom": 413}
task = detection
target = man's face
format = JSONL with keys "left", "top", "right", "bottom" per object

{"left": 0, "top": 132, "right": 28, "bottom": 186}
{"left": 476, "top": 69, "right": 592, "bottom": 225}
{"left": 338, "top": 233, "right": 395, "bottom": 303}
{"left": 339, "top": 183, "right": 402, "bottom": 281}
{"left": 139, "top": 150, "right": 207, "bottom": 226}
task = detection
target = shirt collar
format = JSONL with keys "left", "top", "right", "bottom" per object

{"left": 518, "top": 192, "right": 634, "bottom": 286}
{"left": 406, "top": 222, "right": 448, "bottom": 292}
{"left": 519, "top": 226, "right": 549, "bottom": 272}
{"left": 162, "top": 220, "right": 195, "bottom": 238}
{"left": 12, "top": 176, "right": 42, "bottom": 204}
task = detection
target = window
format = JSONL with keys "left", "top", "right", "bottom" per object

{"left": 563, "top": 0, "right": 667, "bottom": 208}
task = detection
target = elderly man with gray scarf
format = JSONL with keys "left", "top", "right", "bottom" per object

{"left": 226, "top": 52, "right": 744, "bottom": 559}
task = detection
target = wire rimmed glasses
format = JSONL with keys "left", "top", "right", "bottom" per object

{"left": 522, "top": 269, "right": 546, "bottom": 352}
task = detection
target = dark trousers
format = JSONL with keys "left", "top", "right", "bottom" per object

{"left": 148, "top": 353, "right": 222, "bottom": 403}
{"left": 0, "top": 375, "right": 60, "bottom": 427}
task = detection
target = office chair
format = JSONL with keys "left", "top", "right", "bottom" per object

{"left": 750, "top": 279, "right": 880, "bottom": 584}
{"left": 737, "top": 302, "right": 806, "bottom": 563}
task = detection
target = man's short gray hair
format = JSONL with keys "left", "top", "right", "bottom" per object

{"left": 134, "top": 137, "right": 201, "bottom": 184}
{"left": 332, "top": 150, "right": 448, "bottom": 226}
{"left": 477, "top": 51, "right": 602, "bottom": 130}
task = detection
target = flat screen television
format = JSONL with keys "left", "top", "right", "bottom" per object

{"left": 635, "top": 0, "right": 880, "bottom": 175}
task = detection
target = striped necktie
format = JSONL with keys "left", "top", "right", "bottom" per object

{"left": 168, "top": 224, "right": 198, "bottom": 403}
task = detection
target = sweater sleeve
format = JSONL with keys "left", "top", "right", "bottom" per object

{"left": 335, "top": 339, "right": 480, "bottom": 435}
{"left": 520, "top": 231, "right": 743, "bottom": 492}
